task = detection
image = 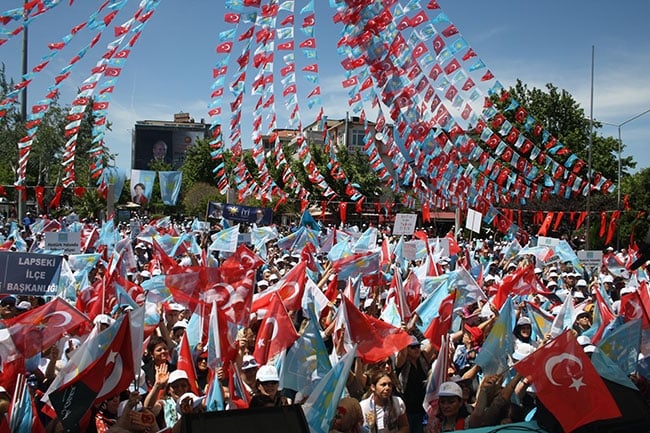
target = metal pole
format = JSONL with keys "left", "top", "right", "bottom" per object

{"left": 585, "top": 46, "right": 594, "bottom": 250}
{"left": 18, "top": 1, "right": 28, "bottom": 222}
{"left": 616, "top": 125, "right": 621, "bottom": 250}
{"left": 598, "top": 107, "right": 650, "bottom": 249}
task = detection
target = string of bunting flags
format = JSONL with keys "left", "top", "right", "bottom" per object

{"left": 0, "top": 0, "right": 616, "bottom": 237}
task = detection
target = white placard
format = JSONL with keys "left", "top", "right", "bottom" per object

{"left": 44, "top": 232, "right": 81, "bottom": 254}
{"left": 393, "top": 213, "right": 418, "bottom": 236}
{"left": 537, "top": 236, "right": 560, "bottom": 248}
{"left": 402, "top": 241, "right": 419, "bottom": 261}
{"left": 465, "top": 208, "right": 482, "bottom": 233}
{"left": 577, "top": 250, "right": 603, "bottom": 269}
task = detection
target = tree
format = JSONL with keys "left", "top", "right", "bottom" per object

{"left": 495, "top": 80, "right": 638, "bottom": 247}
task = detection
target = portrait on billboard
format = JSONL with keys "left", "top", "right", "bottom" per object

{"left": 133, "top": 127, "right": 174, "bottom": 169}
{"left": 133, "top": 125, "right": 207, "bottom": 170}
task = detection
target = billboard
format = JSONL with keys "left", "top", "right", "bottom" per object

{"left": 132, "top": 123, "right": 208, "bottom": 170}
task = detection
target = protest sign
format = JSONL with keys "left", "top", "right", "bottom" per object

{"left": 44, "top": 232, "right": 81, "bottom": 254}
{"left": 393, "top": 214, "right": 417, "bottom": 236}
{"left": 0, "top": 252, "right": 62, "bottom": 296}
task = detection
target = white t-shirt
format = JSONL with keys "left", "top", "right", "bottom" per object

{"left": 360, "top": 395, "right": 406, "bottom": 433}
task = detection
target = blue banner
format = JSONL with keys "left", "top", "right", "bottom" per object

{"left": 0, "top": 252, "right": 62, "bottom": 296}
{"left": 206, "top": 202, "right": 273, "bottom": 225}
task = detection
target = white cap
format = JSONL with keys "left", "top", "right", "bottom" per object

{"left": 584, "top": 345, "right": 597, "bottom": 354}
{"left": 602, "top": 275, "right": 614, "bottom": 283}
{"left": 620, "top": 286, "right": 636, "bottom": 295}
{"left": 152, "top": 269, "right": 162, "bottom": 276}
{"left": 547, "top": 280, "right": 558, "bottom": 288}
{"left": 548, "top": 272, "right": 559, "bottom": 278}
{"left": 242, "top": 355, "right": 259, "bottom": 370}
{"left": 167, "top": 303, "right": 185, "bottom": 312}
{"left": 512, "top": 343, "right": 535, "bottom": 361}
{"left": 576, "top": 279, "right": 587, "bottom": 287}
{"left": 172, "top": 319, "right": 188, "bottom": 330}
{"left": 437, "top": 381, "right": 463, "bottom": 398}
{"left": 168, "top": 369, "right": 189, "bottom": 384}
{"left": 516, "top": 317, "right": 531, "bottom": 327}
{"left": 93, "top": 314, "right": 115, "bottom": 327}
{"left": 573, "top": 291, "right": 586, "bottom": 300}
{"left": 176, "top": 392, "right": 202, "bottom": 413}
{"left": 485, "top": 274, "right": 496, "bottom": 282}
{"left": 0, "top": 386, "right": 9, "bottom": 395}
{"left": 140, "top": 270, "right": 151, "bottom": 279}
{"left": 534, "top": 267, "right": 542, "bottom": 274}
{"left": 256, "top": 365, "right": 280, "bottom": 382}
{"left": 577, "top": 335, "right": 591, "bottom": 346}
{"left": 17, "top": 301, "right": 31, "bottom": 311}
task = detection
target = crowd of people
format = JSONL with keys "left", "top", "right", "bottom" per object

{"left": 0, "top": 212, "right": 649, "bottom": 433}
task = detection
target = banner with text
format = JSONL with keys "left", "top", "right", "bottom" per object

{"left": 206, "top": 202, "right": 273, "bottom": 225}
{"left": 0, "top": 252, "right": 62, "bottom": 296}
{"left": 44, "top": 232, "right": 81, "bottom": 254}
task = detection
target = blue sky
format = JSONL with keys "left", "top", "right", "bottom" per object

{"left": 2, "top": 0, "right": 649, "bottom": 180}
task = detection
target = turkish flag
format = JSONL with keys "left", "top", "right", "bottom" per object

{"left": 177, "top": 334, "right": 200, "bottom": 395}
{"left": 338, "top": 297, "right": 412, "bottom": 363}
{"left": 253, "top": 293, "right": 299, "bottom": 365}
{"left": 620, "top": 290, "right": 650, "bottom": 328}
{"left": 48, "top": 314, "right": 136, "bottom": 432}
{"left": 252, "top": 261, "right": 307, "bottom": 313}
{"left": 422, "top": 291, "right": 455, "bottom": 351}
{"left": 4, "top": 298, "right": 90, "bottom": 359}
{"left": 514, "top": 330, "right": 622, "bottom": 432}
{"left": 493, "top": 264, "right": 545, "bottom": 309}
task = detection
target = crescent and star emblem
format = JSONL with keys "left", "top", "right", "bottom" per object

{"left": 544, "top": 353, "right": 586, "bottom": 392}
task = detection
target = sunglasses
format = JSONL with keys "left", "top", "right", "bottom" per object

{"left": 242, "top": 360, "right": 258, "bottom": 369}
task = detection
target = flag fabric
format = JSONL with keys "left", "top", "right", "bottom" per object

{"left": 280, "top": 305, "right": 331, "bottom": 395}
{"left": 590, "top": 343, "right": 639, "bottom": 390}
{"left": 253, "top": 293, "right": 300, "bottom": 365}
{"left": 423, "top": 334, "right": 449, "bottom": 419}
{"left": 332, "top": 251, "right": 380, "bottom": 280}
{"left": 3, "top": 297, "right": 90, "bottom": 359}
{"left": 252, "top": 261, "right": 307, "bottom": 312}
{"left": 46, "top": 313, "right": 136, "bottom": 432}
{"left": 158, "top": 171, "right": 183, "bottom": 205}
{"left": 208, "top": 224, "right": 240, "bottom": 253}
{"left": 475, "top": 297, "right": 515, "bottom": 375}
{"left": 10, "top": 374, "right": 45, "bottom": 433}
{"left": 598, "top": 318, "right": 642, "bottom": 375}
{"left": 335, "top": 297, "right": 412, "bottom": 363}
{"left": 514, "top": 330, "right": 622, "bottom": 432}
{"left": 177, "top": 334, "right": 200, "bottom": 396}
{"left": 421, "top": 289, "right": 456, "bottom": 352}
{"left": 302, "top": 348, "right": 356, "bottom": 433}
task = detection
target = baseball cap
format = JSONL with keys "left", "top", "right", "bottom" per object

{"left": 140, "top": 270, "right": 152, "bottom": 279}
{"left": 576, "top": 335, "right": 591, "bottom": 346}
{"left": 242, "top": 355, "right": 259, "bottom": 371}
{"left": 602, "top": 275, "right": 614, "bottom": 284}
{"left": 576, "top": 279, "right": 588, "bottom": 287}
{"left": 176, "top": 392, "right": 203, "bottom": 413}
{"left": 516, "top": 317, "right": 531, "bottom": 327}
{"left": 168, "top": 370, "right": 189, "bottom": 384}
{"left": 172, "top": 320, "right": 188, "bottom": 330}
{"left": 167, "top": 303, "right": 185, "bottom": 312}
{"left": 438, "top": 381, "right": 463, "bottom": 398}
{"left": 256, "top": 365, "right": 279, "bottom": 382}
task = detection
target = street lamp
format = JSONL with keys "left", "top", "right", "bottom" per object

{"left": 599, "top": 108, "right": 650, "bottom": 249}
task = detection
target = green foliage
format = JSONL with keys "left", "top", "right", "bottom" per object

{"left": 182, "top": 182, "right": 222, "bottom": 218}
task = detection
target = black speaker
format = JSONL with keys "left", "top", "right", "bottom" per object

{"left": 181, "top": 405, "right": 310, "bottom": 433}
